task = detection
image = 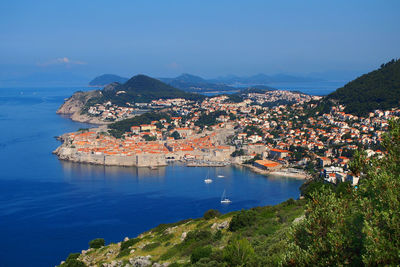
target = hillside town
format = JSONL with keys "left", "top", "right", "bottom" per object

{"left": 55, "top": 90, "right": 400, "bottom": 185}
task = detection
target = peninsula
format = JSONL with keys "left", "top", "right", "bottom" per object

{"left": 55, "top": 59, "right": 400, "bottom": 181}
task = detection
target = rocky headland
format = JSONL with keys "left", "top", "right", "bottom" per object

{"left": 57, "top": 90, "right": 111, "bottom": 125}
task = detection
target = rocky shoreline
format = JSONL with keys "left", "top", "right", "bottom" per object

{"left": 56, "top": 90, "right": 110, "bottom": 125}
{"left": 238, "top": 163, "right": 310, "bottom": 180}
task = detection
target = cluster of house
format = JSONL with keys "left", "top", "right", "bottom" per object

{"left": 150, "top": 98, "right": 192, "bottom": 107}
{"left": 87, "top": 101, "right": 135, "bottom": 121}
{"left": 64, "top": 118, "right": 235, "bottom": 164}
{"left": 246, "top": 90, "right": 318, "bottom": 105}
{"left": 73, "top": 90, "right": 399, "bottom": 183}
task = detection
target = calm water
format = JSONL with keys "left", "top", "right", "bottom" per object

{"left": 0, "top": 87, "right": 304, "bottom": 267}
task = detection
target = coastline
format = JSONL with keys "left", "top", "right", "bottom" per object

{"left": 237, "top": 163, "right": 310, "bottom": 180}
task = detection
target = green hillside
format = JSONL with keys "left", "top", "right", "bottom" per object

{"left": 59, "top": 119, "right": 400, "bottom": 266}
{"left": 327, "top": 59, "right": 400, "bottom": 116}
{"left": 59, "top": 198, "right": 306, "bottom": 267}
{"left": 101, "top": 74, "right": 204, "bottom": 105}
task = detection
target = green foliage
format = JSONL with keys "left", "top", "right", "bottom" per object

{"left": 108, "top": 112, "right": 170, "bottom": 138}
{"left": 348, "top": 150, "right": 367, "bottom": 176}
{"left": 155, "top": 233, "right": 174, "bottom": 243}
{"left": 231, "top": 149, "right": 244, "bottom": 157}
{"left": 120, "top": 237, "right": 141, "bottom": 252}
{"left": 143, "top": 135, "right": 157, "bottom": 141}
{"left": 283, "top": 118, "right": 400, "bottom": 266}
{"left": 203, "top": 209, "right": 221, "bottom": 220}
{"left": 65, "top": 253, "right": 80, "bottom": 261}
{"left": 59, "top": 253, "right": 87, "bottom": 267}
{"left": 243, "top": 125, "right": 263, "bottom": 137}
{"left": 152, "top": 218, "right": 192, "bottom": 234}
{"left": 299, "top": 179, "right": 334, "bottom": 199}
{"left": 328, "top": 58, "right": 400, "bottom": 116}
{"left": 223, "top": 238, "right": 255, "bottom": 266}
{"left": 213, "top": 230, "right": 222, "bottom": 241}
{"left": 225, "top": 94, "right": 243, "bottom": 103}
{"left": 195, "top": 111, "right": 227, "bottom": 127}
{"left": 142, "top": 242, "right": 160, "bottom": 251}
{"left": 89, "top": 238, "right": 105, "bottom": 249}
{"left": 229, "top": 210, "right": 257, "bottom": 232}
{"left": 191, "top": 246, "right": 213, "bottom": 264}
{"left": 171, "top": 130, "right": 181, "bottom": 140}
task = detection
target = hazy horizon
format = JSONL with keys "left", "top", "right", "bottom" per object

{"left": 1, "top": 0, "right": 399, "bottom": 86}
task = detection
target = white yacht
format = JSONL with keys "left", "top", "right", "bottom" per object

{"left": 220, "top": 189, "right": 231, "bottom": 204}
{"left": 204, "top": 170, "right": 213, "bottom": 184}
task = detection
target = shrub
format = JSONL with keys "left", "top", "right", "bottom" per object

{"left": 65, "top": 253, "right": 80, "bottom": 261}
{"left": 156, "top": 233, "right": 174, "bottom": 243}
{"left": 185, "top": 230, "right": 212, "bottom": 243}
{"left": 61, "top": 253, "right": 86, "bottom": 267}
{"left": 142, "top": 242, "right": 160, "bottom": 251}
{"left": 213, "top": 230, "right": 222, "bottom": 241}
{"left": 120, "top": 238, "right": 141, "bottom": 251}
{"left": 203, "top": 209, "right": 221, "bottom": 220}
{"left": 159, "top": 247, "right": 179, "bottom": 261}
{"left": 229, "top": 210, "right": 257, "bottom": 232}
{"left": 88, "top": 238, "right": 105, "bottom": 249}
{"left": 191, "top": 246, "right": 213, "bottom": 264}
{"left": 223, "top": 238, "right": 255, "bottom": 266}
{"left": 61, "top": 259, "right": 86, "bottom": 267}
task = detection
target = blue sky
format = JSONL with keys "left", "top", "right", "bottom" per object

{"left": 0, "top": 0, "right": 399, "bottom": 84}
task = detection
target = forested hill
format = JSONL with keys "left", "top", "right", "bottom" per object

{"left": 327, "top": 59, "right": 400, "bottom": 116}
{"left": 89, "top": 74, "right": 128, "bottom": 86}
{"left": 100, "top": 74, "right": 205, "bottom": 105}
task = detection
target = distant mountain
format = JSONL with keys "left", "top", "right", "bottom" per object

{"left": 327, "top": 59, "right": 400, "bottom": 116}
{"left": 89, "top": 74, "right": 128, "bottom": 86}
{"left": 210, "top": 73, "right": 322, "bottom": 84}
{"left": 159, "top": 73, "right": 237, "bottom": 92}
{"left": 101, "top": 74, "right": 204, "bottom": 105}
{"left": 58, "top": 74, "right": 205, "bottom": 123}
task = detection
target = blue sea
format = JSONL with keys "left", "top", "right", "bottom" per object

{"left": 0, "top": 87, "right": 304, "bottom": 267}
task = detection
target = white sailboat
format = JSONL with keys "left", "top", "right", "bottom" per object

{"left": 220, "top": 189, "right": 231, "bottom": 204}
{"left": 217, "top": 175, "right": 225, "bottom": 178}
{"left": 204, "top": 170, "right": 213, "bottom": 184}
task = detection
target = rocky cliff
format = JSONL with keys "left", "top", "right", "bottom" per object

{"left": 56, "top": 90, "right": 108, "bottom": 124}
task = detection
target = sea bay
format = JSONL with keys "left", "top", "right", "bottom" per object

{"left": 0, "top": 87, "right": 304, "bottom": 267}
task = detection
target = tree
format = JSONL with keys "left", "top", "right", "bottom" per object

{"left": 348, "top": 149, "right": 367, "bottom": 176}
{"left": 89, "top": 238, "right": 105, "bottom": 249}
{"left": 283, "top": 119, "right": 400, "bottom": 266}
{"left": 171, "top": 131, "right": 181, "bottom": 140}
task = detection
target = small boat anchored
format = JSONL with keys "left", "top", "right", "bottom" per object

{"left": 220, "top": 189, "right": 231, "bottom": 204}
{"left": 217, "top": 175, "right": 225, "bottom": 178}
{"left": 204, "top": 170, "right": 213, "bottom": 184}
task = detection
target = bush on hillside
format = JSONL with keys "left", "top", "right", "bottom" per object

{"left": 203, "top": 209, "right": 221, "bottom": 220}
{"left": 191, "top": 246, "right": 213, "bottom": 264}
{"left": 88, "top": 238, "right": 105, "bottom": 249}
{"left": 229, "top": 210, "right": 257, "bottom": 232}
